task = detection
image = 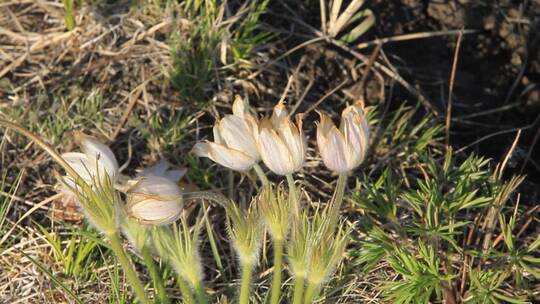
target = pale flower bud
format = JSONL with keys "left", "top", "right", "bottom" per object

{"left": 316, "top": 104, "right": 369, "bottom": 173}
{"left": 257, "top": 102, "right": 306, "bottom": 175}
{"left": 126, "top": 176, "right": 183, "bottom": 225}
{"left": 193, "top": 96, "right": 260, "bottom": 171}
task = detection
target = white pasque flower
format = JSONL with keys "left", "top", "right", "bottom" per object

{"left": 257, "top": 102, "right": 306, "bottom": 175}
{"left": 126, "top": 176, "right": 183, "bottom": 225}
{"left": 192, "top": 96, "right": 260, "bottom": 171}
{"left": 60, "top": 132, "right": 119, "bottom": 185}
{"left": 316, "top": 104, "right": 370, "bottom": 173}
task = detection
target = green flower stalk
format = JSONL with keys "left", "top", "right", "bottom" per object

{"left": 122, "top": 218, "right": 169, "bottom": 304}
{"left": 287, "top": 212, "right": 311, "bottom": 304}
{"left": 151, "top": 217, "right": 208, "bottom": 304}
{"left": 328, "top": 173, "right": 348, "bottom": 229}
{"left": 226, "top": 200, "right": 263, "bottom": 304}
{"left": 259, "top": 184, "right": 294, "bottom": 304}
{"left": 303, "top": 209, "right": 350, "bottom": 304}
{"left": 0, "top": 119, "right": 149, "bottom": 304}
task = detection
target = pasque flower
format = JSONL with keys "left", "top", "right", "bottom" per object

{"left": 193, "top": 97, "right": 260, "bottom": 171}
{"left": 126, "top": 176, "right": 184, "bottom": 225}
{"left": 61, "top": 132, "right": 119, "bottom": 183}
{"left": 317, "top": 104, "right": 370, "bottom": 173}
{"left": 257, "top": 102, "right": 306, "bottom": 175}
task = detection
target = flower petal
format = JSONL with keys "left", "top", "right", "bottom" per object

{"left": 341, "top": 105, "right": 369, "bottom": 168}
{"left": 319, "top": 127, "right": 350, "bottom": 173}
{"left": 316, "top": 111, "right": 335, "bottom": 151}
{"left": 128, "top": 198, "right": 182, "bottom": 225}
{"left": 75, "top": 133, "right": 119, "bottom": 178}
{"left": 271, "top": 101, "right": 288, "bottom": 129}
{"left": 213, "top": 125, "right": 225, "bottom": 145}
{"left": 130, "top": 176, "right": 183, "bottom": 199}
{"left": 219, "top": 115, "right": 259, "bottom": 159}
{"left": 232, "top": 95, "right": 248, "bottom": 117}
{"left": 193, "top": 141, "right": 256, "bottom": 171}
{"left": 258, "top": 127, "right": 294, "bottom": 175}
{"left": 277, "top": 118, "right": 305, "bottom": 170}
{"left": 62, "top": 152, "right": 96, "bottom": 181}
{"left": 139, "top": 160, "right": 187, "bottom": 183}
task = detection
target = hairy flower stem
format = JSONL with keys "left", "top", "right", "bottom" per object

{"left": 183, "top": 191, "right": 231, "bottom": 209}
{"left": 176, "top": 276, "right": 195, "bottom": 304}
{"left": 253, "top": 163, "right": 270, "bottom": 187}
{"left": 270, "top": 238, "right": 284, "bottom": 304}
{"left": 329, "top": 173, "right": 347, "bottom": 228}
{"left": 193, "top": 281, "right": 209, "bottom": 304}
{"left": 292, "top": 275, "right": 305, "bottom": 304}
{"left": 239, "top": 262, "right": 254, "bottom": 304}
{"left": 286, "top": 174, "right": 299, "bottom": 216}
{"left": 303, "top": 281, "right": 321, "bottom": 304}
{"left": 108, "top": 233, "right": 150, "bottom": 304}
{"left": 142, "top": 247, "right": 169, "bottom": 304}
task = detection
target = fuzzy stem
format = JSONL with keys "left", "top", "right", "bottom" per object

{"left": 183, "top": 191, "right": 231, "bottom": 209}
{"left": 239, "top": 261, "right": 254, "bottom": 304}
{"left": 292, "top": 275, "right": 305, "bottom": 304}
{"left": 253, "top": 163, "right": 270, "bottom": 187}
{"left": 270, "top": 238, "right": 284, "bottom": 304}
{"left": 176, "top": 276, "right": 195, "bottom": 304}
{"left": 328, "top": 173, "right": 347, "bottom": 228}
{"left": 193, "top": 281, "right": 209, "bottom": 304}
{"left": 303, "top": 281, "right": 321, "bottom": 304}
{"left": 142, "top": 247, "right": 169, "bottom": 304}
{"left": 286, "top": 174, "right": 299, "bottom": 217}
{"left": 108, "top": 233, "right": 150, "bottom": 304}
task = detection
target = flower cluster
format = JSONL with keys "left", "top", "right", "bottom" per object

{"left": 7, "top": 97, "right": 370, "bottom": 304}
{"left": 193, "top": 97, "right": 370, "bottom": 175}
{"left": 191, "top": 97, "right": 370, "bottom": 304}
{"left": 59, "top": 134, "right": 187, "bottom": 226}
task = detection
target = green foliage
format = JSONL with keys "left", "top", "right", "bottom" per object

{"left": 19, "top": 248, "right": 84, "bottom": 304}
{"left": 0, "top": 171, "right": 21, "bottom": 238}
{"left": 349, "top": 104, "right": 536, "bottom": 303}
{"left": 62, "top": 0, "right": 76, "bottom": 30}
{"left": 35, "top": 223, "right": 105, "bottom": 280}
{"left": 5, "top": 89, "right": 105, "bottom": 145}
{"left": 465, "top": 270, "right": 528, "bottom": 304}
{"left": 170, "top": 0, "right": 221, "bottom": 103}
{"left": 371, "top": 103, "right": 444, "bottom": 165}
{"left": 185, "top": 154, "right": 213, "bottom": 188}
{"left": 229, "top": 0, "right": 273, "bottom": 64}
{"left": 320, "top": 0, "right": 375, "bottom": 43}
{"left": 137, "top": 109, "right": 191, "bottom": 154}
{"left": 169, "top": 0, "right": 274, "bottom": 101}
{"left": 383, "top": 241, "right": 450, "bottom": 304}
